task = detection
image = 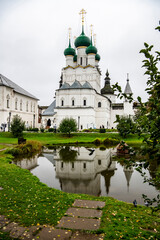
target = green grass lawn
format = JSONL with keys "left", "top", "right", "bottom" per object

{"left": 0, "top": 132, "right": 159, "bottom": 239}
{"left": 0, "top": 152, "right": 159, "bottom": 239}
{"left": 0, "top": 132, "right": 144, "bottom": 145}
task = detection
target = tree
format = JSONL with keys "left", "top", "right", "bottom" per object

{"left": 11, "top": 115, "right": 25, "bottom": 138}
{"left": 115, "top": 115, "right": 136, "bottom": 138}
{"left": 112, "top": 26, "right": 160, "bottom": 210}
{"left": 59, "top": 118, "right": 77, "bottom": 137}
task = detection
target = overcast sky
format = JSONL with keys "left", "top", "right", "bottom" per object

{"left": 0, "top": 0, "right": 159, "bottom": 105}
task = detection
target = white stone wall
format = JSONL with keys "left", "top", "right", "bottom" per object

{"left": 0, "top": 86, "right": 38, "bottom": 131}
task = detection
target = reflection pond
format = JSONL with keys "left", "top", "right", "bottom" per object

{"left": 13, "top": 146, "right": 159, "bottom": 205}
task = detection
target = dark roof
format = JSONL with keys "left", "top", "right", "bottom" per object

{"left": 60, "top": 82, "right": 70, "bottom": 89}
{"left": 0, "top": 74, "right": 38, "bottom": 100}
{"left": 42, "top": 100, "right": 56, "bottom": 116}
{"left": 82, "top": 81, "right": 93, "bottom": 89}
{"left": 60, "top": 80, "right": 93, "bottom": 90}
{"left": 70, "top": 80, "right": 82, "bottom": 88}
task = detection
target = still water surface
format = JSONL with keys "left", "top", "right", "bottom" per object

{"left": 13, "top": 146, "right": 159, "bottom": 205}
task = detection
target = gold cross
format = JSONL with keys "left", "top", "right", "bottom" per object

{"left": 79, "top": 9, "right": 86, "bottom": 25}
{"left": 68, "top": 27, "right": 71, "bottom": 39}
{"left": 93, "top": 34, "right": 96, "bottom": 46}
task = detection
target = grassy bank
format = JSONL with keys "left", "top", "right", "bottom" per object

{"left": 0, "top": 148, "right": 159, "bottom": 239}
{"left": 0, "top": 132, "right": 144, "bottom": 146}
{"left": 1, "top": 133, "right": 158, "bottom": 239}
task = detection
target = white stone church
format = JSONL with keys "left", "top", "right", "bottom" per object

{"left": 42, "top": 10, "right": 136, "bottom": 130}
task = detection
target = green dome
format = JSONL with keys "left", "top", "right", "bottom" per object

{"left": 95, "top": 53, "right": 100, "bottom": 61}
{"left": 86, "top": 44, "right": 97, "bottom": 55}
{"left": 73, "top": 54, "right": 77, "bottom": 62}
{"left": 75, "top": 30, "right": 91, "bottom": 48}
{"left": 64, "top": 40, "right": 75, "bottom": 56}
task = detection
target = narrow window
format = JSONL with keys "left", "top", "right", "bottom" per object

{"left": 83, "top": 163, "right": 86, "bottom": 169}
{"left": 72, "top": 100, "right": 74, "bottom": 106}
{"left": 26, "top": 102, "right": 28, "bottom": 112}
{"left": 61, "top": 162, "right": 63, "bottom": 168}
{"left": 72, "top": 162, "right": 74, "bottom": 169}
{"left": 15, "top": 100, "right": 17, "bottom": 110}
{"left": 83, "top": 99, "right": 86, "bottom": 106}
{"left": 98, "top": 102, "right": 101, "bottom": 108}
{"left": 31, "top": 103, "right": 32, "bottom": 112}
{"left": 98, "top": 160, "right": 101, "bottom": 165}
{"left": 86, "top": 58, "right": 88, "bottom": 65}
{"left": 80, "top": 57, "right": 82, "bottom": 65}
{"left": 20, "top": 101, "right": 22, "bottom": 111}
{"left": 7, "top": 99, "right": 9, "bottom": 108}
{"left": 61, "top": 100, "right": 64, "bottom": 106}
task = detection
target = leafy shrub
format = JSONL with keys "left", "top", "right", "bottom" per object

{"left": 40, "top": 128, "right": 44, "bottom": 133}
{"left": 48, "top": 128, "right": 54, "bottom": 132}
{"left": 5, "top": 140, "right": 42, "bottom": 157}
{"left": 11, "top": 115, "right": 25, "bottom": 138}
{"left": 93, "top": 138, "right": 101, "bottom": 145}
{"left": 103, "top": 138, "right": 119, "bottom": 145}
{"left": 115, "top": 115, "right": 136, "bottom": 138}
{"left": 59, "top": 118, "right": 77, "bottom": 137}
{"left": 99, "top": 128, "right": 106, "bottom": 133}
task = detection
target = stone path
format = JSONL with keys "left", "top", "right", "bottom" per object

{"left": 0, "top": 199, "right": 105, "bottom": 239}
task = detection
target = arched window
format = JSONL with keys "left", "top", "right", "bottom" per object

{"left": 72, "top": 98, "right": 75, "bottom": 106}
{"left": 98, "top": 102, "right": 101, "bottom": 108}
{"left": 80, "top": 57, "right": 82, "bottom": 65}
{"left": 83, "top": 99, "right": 86, "bottom": 106}
{"left": 61, "top": 99, "right": 64, "bottom": 106}
{"left": 15, "top": 98, "right": 18, "bottom": 110}
{"left": 26, "top": 101, "right": 28, "bottom": 112}
{"left": 20, "top": 100, "right": 22, "bottom": 111}
{"left": 6, "top": 94, "right": 10, "bottom": 108}
{"left": 31, "top": 103, "right": 32, "bottom": 112}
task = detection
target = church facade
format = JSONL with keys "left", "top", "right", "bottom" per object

{"left": 42, "top": 10, "right": 136, "bottom": 130}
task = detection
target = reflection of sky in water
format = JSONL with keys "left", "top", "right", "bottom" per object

{"left": 100, "top": 162, "right": 158, "bottom": 204}
{"left": 23, "top": 147, "right": 159, "bottom": 205}
{"left": 31, "top": 157, "right": 61, "bottom": 190}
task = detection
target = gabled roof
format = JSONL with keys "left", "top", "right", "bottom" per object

{"left": 124, "top": 79, "right": 132, "bottom": 94}
{"left": 0, "top": 74, "right": 38, "bottom": 100}
{"left": 70, "top": 80, "right": 82, "bottom": 88}
{"left": 82, "top": 81, "right": 93, "bottom": 89}
{"left": 42, "top": 100, "right": 56, "bottom": 116}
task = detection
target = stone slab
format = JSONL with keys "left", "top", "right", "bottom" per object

{"left": 2, "top": 222, "right": 18, "bottom": 232}
{"left": 73, "top": 200, "right": 105, "bottom": 209}
{"left": 56, "top": 216, "right": 100, "bottom": 230}
{"left": 66, "top": 208, "right": 102, "bottom": 218}
{"left": 20, "top": 226, "right": 43, "bottom": 239}
{"left": 10, "top": 226, "right": 26, "bottom": 238}
{"left": 71, "top": 231, "right": 104, "bottom": 240}
{"left": 0, "top": 215, "right": 10, "bottom": 228}
{"left": 35, "top": 226, "right": 72, "bottom": 240}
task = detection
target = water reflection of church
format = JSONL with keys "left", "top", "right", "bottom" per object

{"left": 45, "top": 146, "right": 133, "bottom": 196}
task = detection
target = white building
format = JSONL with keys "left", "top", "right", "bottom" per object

{"left": 0, "top": 74, "right": 39, "bottom": 131}
{"left": 42, "top": 10, "right": 136, "bottom": 130}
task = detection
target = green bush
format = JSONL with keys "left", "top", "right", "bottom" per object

{"left": 48, "top": 128, "right": 54, "bottom": 132}
{"left": 99, "top": 128, "right": 106, "bottom": 133}
{"left": 93, "top": 138, "right": 101, "bottom": 145}
{"left": 103, "top": 138, "right": 119, "bottom": 145}
{"left": 5, "top": 140, "right": 42, "bottom": 157}
{"left": 59, "top": 118, "right": 77, "bottom": 137}
{"left": 40, "top": 128, "right": 44, "bottom": 133}
{"left": 115, "top": 115, "right": 136, "bottom": 138}
{"left": 11, "top": 115, "right": 25, "bottom": 138}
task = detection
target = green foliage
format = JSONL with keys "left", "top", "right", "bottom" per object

{"left": 48, "top": 128, "right": 54, "bottom": 132}
{"left": 59, "top": 118, "right": 77, "bottom": 137}
{"left": 5, "top": 140, "right": 42, "bottom": 157}
{"left": 116, "top": 115, "right": 136, "bottom": 138}
{"left": 103, "top": 138, "right": 119, "bottom": 145}
{"left": 10, "top": 115, "right": 25, "bottom": 138}
{"left": 99, "top": 128, "right": 106, "bottom": 133}
{"left": 93, "top": 138, "right": 101, "bottom": 145}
